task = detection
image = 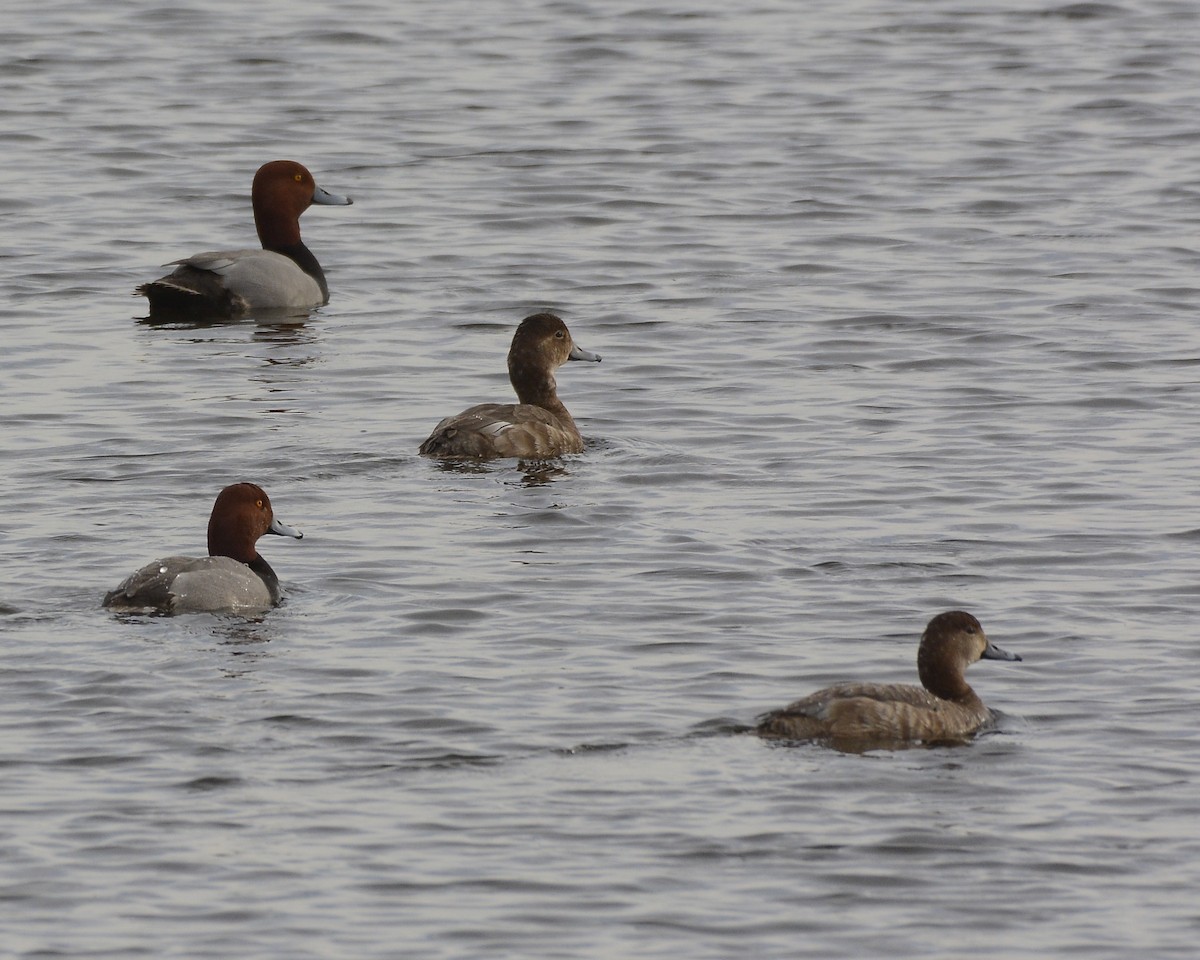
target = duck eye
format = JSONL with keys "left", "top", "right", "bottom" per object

{"left": 294, "top": 173, "right": 303, "bottom": 182}
{"left": 256, "top": 499, "right": 264, "bottom": 508}
{"left": 554, "top": 330, "right": 564, "bottom": 339}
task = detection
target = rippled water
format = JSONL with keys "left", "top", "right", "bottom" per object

{"left": 4, "top": 0, "right": 1200, "bottom": 956}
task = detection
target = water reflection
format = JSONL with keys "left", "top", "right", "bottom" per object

{"left": 426, "top": 457, "right": 572, "bottom": 487}
{"left": 759, "top": 733, "right": 976, "bottom": 755}
{"left": 214, "top": 616, "right": 278, "bottom": 679}
{"left": 135, "top": 304, "right": 316, "bottom": 332}
{"left": 514, "top": 460, "right": 570, "bottom": 486}
{"left": 252, "top": 320, "right": 319, "bottom": 349}
{"left": 427, "top": 458, "right": 491, "bottom": 478}
{"left": 214, "top": 618, "right": 273, "bottom": 645}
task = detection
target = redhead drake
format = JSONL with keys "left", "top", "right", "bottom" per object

{"left": 419, "top": 312, "right": 602, "bottom": 459}
{"left": 103, "top": 483, "right": 303, "bottom": 614}
{"left": 136, "top": 160, "right": 352, "bottom": 316}
{"left": 756, "top": 611, "right": 1021, "bottom": 746}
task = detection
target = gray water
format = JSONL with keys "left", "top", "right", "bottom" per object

{"left": 3, "top": 0, "right": 1200, "bottom": 956}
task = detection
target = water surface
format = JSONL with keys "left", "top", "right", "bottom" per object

{"left": 3, "top": 0, "right": 1200, "bottom": 957}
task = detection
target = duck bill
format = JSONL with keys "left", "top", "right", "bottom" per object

{"left": 982, "top": 641, "right": 1021, "bottom": 662}
{"left": 268, "top": 517, "right": 304, "bottom": 540}
{"left": 568, "top": 344, "right": 602, "bottom": 362}
{"left": 312, "top": 184, "right": 353, "bottom": 206}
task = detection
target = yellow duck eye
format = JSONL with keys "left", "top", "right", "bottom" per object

{"left": 256, "top": 499, "right": 264, "bottom": 508}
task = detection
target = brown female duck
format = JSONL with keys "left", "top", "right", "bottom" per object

{"left": 419, "top": 312, "right": 602, "bottom": 459}
{"left": 756, "top": 611, "right": 1021, "bottom": 745}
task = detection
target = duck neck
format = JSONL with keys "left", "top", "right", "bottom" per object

{"left": 917, "top": 649, "right": 978, "bottom": 704}
{"left": 254, "top": 201, "right": 329, "bottom": 298}
{"left": 208, "top": 524, "right": 255, "bottom": 565}
{"left": 510, "top": 365, "right": 572, "bottom": 423}
{"left": 271, "top": 240, "right": 329, "bottom": 298}
{"left": 283, "top": 242, "right": 331, "bottom": 297}
{"left": 248, "top": 554, "right": 282, "bottom": 604}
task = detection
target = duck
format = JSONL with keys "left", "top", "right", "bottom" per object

{"left": 136, "top": 160, "right": 352, "bottom": 317}
{"left": 419, "top": 312, "right": 602, "bottom": 459}
{"left": 756, "top": 611, "right": 1021, "bottom": 745}
{"left": 103, "top": 482, "right": 303, "bottom": 614}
